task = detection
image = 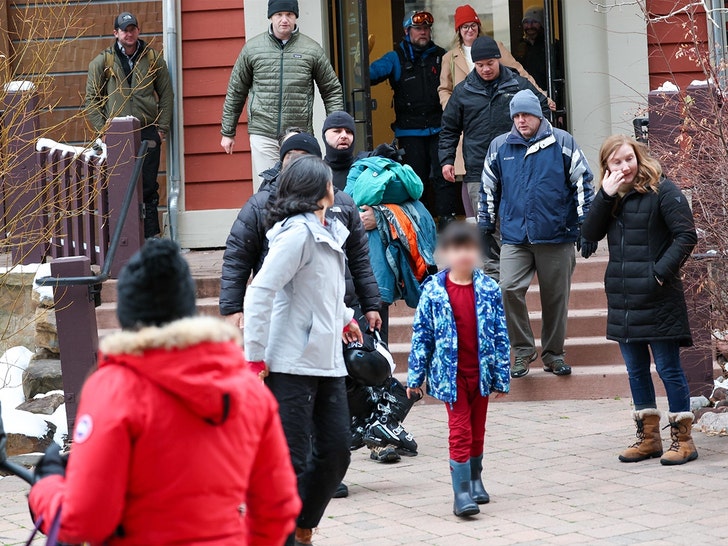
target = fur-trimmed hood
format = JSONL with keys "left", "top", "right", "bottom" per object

{"left": 99, "top": 317, "right": 246, "bottom": 424}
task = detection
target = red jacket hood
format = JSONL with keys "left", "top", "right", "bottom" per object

{"left": 98, "top": 317, "right": 247, "bottom": 424}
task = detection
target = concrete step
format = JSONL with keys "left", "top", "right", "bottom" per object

{"left": 396, "top": 365, "right": 665, "bottom": 404}
{"left": 388, "top": 281, "right": 608, "bottom": 317}
{"left": 100, "top": 276, "right": 221, "bottom": 304}
{"left": 96, "top": 296, "right": 222, "bottom": 329}
{"left": 388, "top": 335, "right": 622, "bottom": 374}
{"left": 385, "top": 308, "right": 608, "bottom": 344}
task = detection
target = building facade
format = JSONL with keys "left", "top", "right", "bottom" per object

{"left": 2, "top": 0, "right": 725, "bottom": 247}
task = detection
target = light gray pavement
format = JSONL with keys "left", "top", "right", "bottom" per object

{"left": 2, "top": 397, "right": 727, "bottom": 545}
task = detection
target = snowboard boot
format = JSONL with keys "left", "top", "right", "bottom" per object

{"left": 294, "top": 527, "right": 314, "bottom": 545}
{"left": 350, "top": 418, "right": 366, "bottom": 451}
{"left": 469, "top": 455, "right": 490, "bottom": 504}
{"left": 381, "top": 377, "right": 421, "bottom": 422}
{"left": 363, "top": 418, "right": 418, "bottom": 454}
{"left": 450, "top": 460, "right": 479, "bottom": 517}
{"left": 619, "top": 408, "right": 663, "bottom": 463}
{"left": 660, "top": 412, "right": 699, "bottom": 466}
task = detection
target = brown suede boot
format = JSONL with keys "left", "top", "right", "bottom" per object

{"left": 661, "top": 412, "right": 698, "bottom": 466}
{"left": 619, "top": 408, "right": 663, "bottom": 462}
{"left": 294, "top": 528, "right": 314, "bottom": 545}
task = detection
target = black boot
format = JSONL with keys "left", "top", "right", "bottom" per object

{"left": 363, "top": 378, "right": 419, "bottom": 454}
{"left": 450, "top": 460, "right": 479, "bottom": 517}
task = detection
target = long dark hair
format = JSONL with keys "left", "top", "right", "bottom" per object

{"left": 266, "top": 155, "right": 333, "bottom": 227}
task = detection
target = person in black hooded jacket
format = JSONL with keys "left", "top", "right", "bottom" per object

{"left": 323, "top": 111, "right": 356, "bottom": 190}
{"left": 220, "top": 132, "right": 381, "bottom": 329}
{"left": 582, "top": 135, "right": 698, "bottom": 467}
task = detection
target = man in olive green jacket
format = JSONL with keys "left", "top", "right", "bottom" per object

{"left": 85, "top": 12, "right": 174, "bottom": 238}
{"left": 220, "top": 0, "right": 344, "bottom": 191}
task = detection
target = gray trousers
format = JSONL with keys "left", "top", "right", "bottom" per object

{"left": 499, "top": 242, "right": 575, "bottom": 364}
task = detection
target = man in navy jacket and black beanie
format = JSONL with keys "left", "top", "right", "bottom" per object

{"left": 481, "top": 89, "right": 595, "bottom": 380}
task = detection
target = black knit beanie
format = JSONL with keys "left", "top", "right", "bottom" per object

{"left": 116, "top": 239, "right": 196, "bottom": 330}
{"left": 268, "top": 0, "right": 299, "bottom": 18}
{"left": 279, "top": 132, "right": 322, "bottom": 161}
{"left": 322, "top": 111, "right": 356, "bottom": 136}
{"left": 471, "top": 36, "right": 502, "bottom": 62}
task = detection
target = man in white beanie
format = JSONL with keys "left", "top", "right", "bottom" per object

{"left": 480, "top": 89, "right": 595, "bottom": 379}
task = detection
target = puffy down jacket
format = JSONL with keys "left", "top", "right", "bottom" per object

{"left": 29, "top": 317, "right": 300, "bottom": 545}
{"left": 581, "top": 180, "right": 697, "bottom": 345}
{"left": 221, "top": 28, "right": 343, "bottom": 138}
{"left": 220, "top": 172, "right": 380, "bottom": 316}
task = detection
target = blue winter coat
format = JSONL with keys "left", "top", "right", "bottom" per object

{"left": 480, "top": 120, "right": 594, "bottom": 245}
{"left": 367, "top": 200, "right": 437, "bottom": 307}
{"left": 407, "top": 269, "right": 511, "bottom": 403}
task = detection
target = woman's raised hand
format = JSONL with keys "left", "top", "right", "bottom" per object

{"left": 602, "top": 170, "right": 624, "bottom": 197}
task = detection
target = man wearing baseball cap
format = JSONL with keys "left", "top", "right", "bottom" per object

{"left": 481, "top": 89, "right": 595, "bottom": 380}
{"left": 369, "top": 11, "right": 460, "bottom": 230}
{"left": 439, "top": 36, "right": 548, "bottom": 279}
{"left": 221, "top": 0, "right": 343, "bottom": 191}
{"left": 84, "top": 12, "right": 173, "bottom": 238}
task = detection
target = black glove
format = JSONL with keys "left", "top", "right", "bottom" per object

{"left": 369, "top": 142, "right": 406, "bottom": 163}
{"left": 577, "top": 236, "right": 598, "bottom": 259}
{"left": 480, "top": 229, "right": 501, "bottom": 262}
{"left": 34, "top": 443, "right": 67, "bottom": 483}
{"left": 0, "top": 402, "right": 6, "bottom": 464}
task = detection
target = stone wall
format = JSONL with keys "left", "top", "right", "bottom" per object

{"left": 0, "top": 268, "right": 38, "bottom": 355}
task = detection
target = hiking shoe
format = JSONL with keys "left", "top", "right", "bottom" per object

{"left": 511, "top": 352, "right": 537, "bottom": 378}
{"left": 370, "top": 445, "right": 401, "bottom": 464}
{"left": 544, "top": 358, "right": 572, "bottom": 376}
{"left": 332, "top": 482, "right": 349, "bottom": 499}
{"left": 364, "top": 419, "right": 418, "bottom": 454}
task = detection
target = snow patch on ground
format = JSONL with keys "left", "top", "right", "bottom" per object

{"left": 0, "top": 347, "right": 64, "bottom": 445}
{"left": 0, "top": 263, "right": 41, "bottom": 276}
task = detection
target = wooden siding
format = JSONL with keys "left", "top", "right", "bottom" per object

{"left": 181, "top": 0, "right": 251, "bottom": 211}
{"left": 646, "top": 0, "right": 709, "bottom": 90}
{"left": 3, "top": 0, "right": 163, "bottom": 144}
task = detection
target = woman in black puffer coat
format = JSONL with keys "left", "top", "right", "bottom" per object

{"left": 582, "top": 135, "right": 698, "bottom": 467}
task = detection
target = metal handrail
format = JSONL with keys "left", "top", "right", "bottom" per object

{"left": 35, "top": 140, "right": 150, "bottom": 288}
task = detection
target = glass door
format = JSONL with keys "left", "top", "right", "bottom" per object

{"left": 334, "top": 0, "right": 373, "bottom": 151}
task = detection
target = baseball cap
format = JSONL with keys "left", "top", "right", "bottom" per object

{"left": 114, "top": 12, "right": 139, "bottom": 31}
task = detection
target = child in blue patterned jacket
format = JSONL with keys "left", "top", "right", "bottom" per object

{"left": 407, "top": 222, "right": 510, "bottom": 518}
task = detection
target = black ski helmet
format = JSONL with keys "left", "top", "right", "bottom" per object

{"left": 344, "top": 330, "right": 394, "bottom": 387}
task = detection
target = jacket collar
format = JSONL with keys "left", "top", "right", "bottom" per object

{"left": 271, "top": 212, "right": 349, "bottom": 252}
{"left": 100, "top": 316, "right": 242, "bottom": 356}
{"left": 268, "top": 25, "right": 299, "bottom": 47}
{"left": 399, "top": 39, "right": 439, "bottom": 62}
{"left": 431, "top": 267, "right": 487, "bottom": 288}
{"left": 506, "top": 119, "right": 555, "bottom": 156}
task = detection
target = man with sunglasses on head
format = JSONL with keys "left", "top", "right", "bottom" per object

{"left": 369, "top": 11, "right": 460, "bottom": 230}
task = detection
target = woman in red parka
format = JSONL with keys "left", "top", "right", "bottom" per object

{"left": 28, "top": 239, "right": 301, "bottom": 545}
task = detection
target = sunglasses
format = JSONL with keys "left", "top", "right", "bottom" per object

{"left": 460, "top": 23, "right": 479, "bottom": 31}
{"left": 411, "top": 11, "right": 434, "bottom": 27}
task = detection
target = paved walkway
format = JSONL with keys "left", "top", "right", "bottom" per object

{"left": 1, "top": 397, "right": 727, "bottom": 545}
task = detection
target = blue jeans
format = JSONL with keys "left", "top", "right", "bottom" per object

{"left": 619, "top": 340, "right": 690, "bottom": 412}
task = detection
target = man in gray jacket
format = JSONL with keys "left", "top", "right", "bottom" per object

{"left": 220, "top": 0, "right": 344, "bottom": 190}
